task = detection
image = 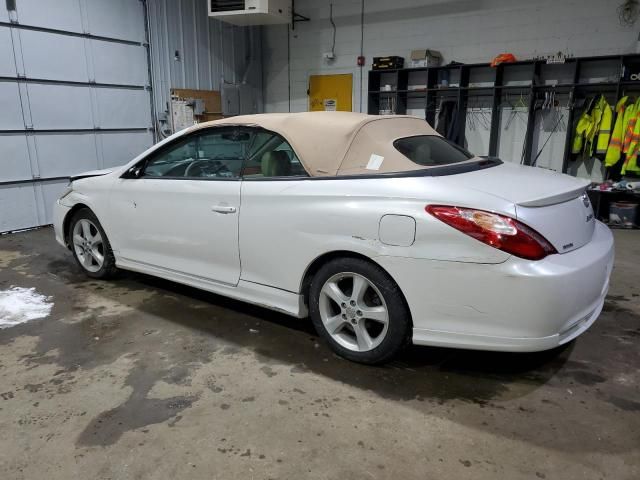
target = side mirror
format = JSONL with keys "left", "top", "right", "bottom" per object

{"left": 122, "top": 165, "right": 143, "bottom": 179}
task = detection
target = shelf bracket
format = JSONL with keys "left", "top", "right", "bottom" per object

{"left": 291, "top": 0, "right": 310, "bottom": 30}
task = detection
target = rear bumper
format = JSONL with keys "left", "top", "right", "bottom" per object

{"left": 376, "top": 221, "right": 614, "bottom": 352}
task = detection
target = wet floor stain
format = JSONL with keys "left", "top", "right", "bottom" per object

{"left": 77, "top": 361, "right": 199, "bottom": 446}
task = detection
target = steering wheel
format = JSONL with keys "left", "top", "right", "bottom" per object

{"left": 185, "top": 159, "right": 228, "bottom": 177}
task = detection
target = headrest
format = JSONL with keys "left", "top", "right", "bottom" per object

{"left": 414, "top": 143, "right": 432, "bottom": 165}
{"left": 261, "top": 151, "right": 291, "bottom": 177}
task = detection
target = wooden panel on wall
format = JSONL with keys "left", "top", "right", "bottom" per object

{"left": 171, "top": 88, "right": 223, "bottom": 122}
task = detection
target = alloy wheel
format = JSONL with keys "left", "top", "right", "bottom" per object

{"left": 72, "top": 219, "right": 105, "bottom": 273}
{"left": 318, "top": 272, "right": 389, "bottom": 352}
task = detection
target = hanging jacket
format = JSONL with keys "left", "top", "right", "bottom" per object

{"left": 586, "top": 95, "right": 605, "bottom": 157}
{"left": 572, "top": 109, "right": 592, "bottom": 155}
{"left": 622, "top": 156, "right": 640, "bottom": 174}
{"left": 622, "top": 97, "right": 640, "bottom": 153}
{"left": 605, "top": 96, "right": 628, "bottom": 167}
{"left": 621, "top": 98, "right": 640, "bottom": 174}
{"left": 596, "top": 101, "right": 613, "bottom": 156}
{"left": 622, "top": 146, "right": 640, "bottom": 174}
{"left": 623, "top": 112, "right": 640, "bottom": 174}
{"left": 572, "top": 95, "right": 611, "bottom": 159}
{"left": 435, "top": 101, "right": 453, "bottom": 136}
{"left": 435, "top": 100, "right": 460, "bottom": 143}
{"left": 627, "top": 106, "right": 640, "bottom": 160}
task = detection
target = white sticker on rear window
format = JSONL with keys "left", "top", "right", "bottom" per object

{"left": 366, "top": 154, "right": 384, "bottom": 170}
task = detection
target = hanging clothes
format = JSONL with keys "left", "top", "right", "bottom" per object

{"left": 623, "top": 119, "right": 640, "bottom": 174}
{"left": 618, "top": 98, "right": 640, "bottom": 174}
{"left": 435, "top": 100, "right": 460, "bottom": 143}
{"left": 604, "top": 96, "right": 628, "bottom": 167}
{"left": 571, "top": 94, "right": 612, "bottom": 160}
{"left": 586, "top": 95, "right": 605, "bottom": 157}
{"left": 572, "top": 106, "right": 592, "bottom": 155}
{"left": 622, "top": 97, "right": 640, "bottom": 154}
{"left": 596, "top": 100, "right": 613, "bottom": 157}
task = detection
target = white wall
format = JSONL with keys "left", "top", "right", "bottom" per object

{"left": 263, "top": 0, "right": 637, "bottom": 114}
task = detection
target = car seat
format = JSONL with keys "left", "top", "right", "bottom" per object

{"left": 261, "top": 151, "right": 291, "bottom": 177}
{"left": 413, "top": 143, "right": 432, "bottom": 165}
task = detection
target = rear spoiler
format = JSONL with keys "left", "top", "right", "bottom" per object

{"left": 516, "top": 186, "right": 588, "bottom": 208}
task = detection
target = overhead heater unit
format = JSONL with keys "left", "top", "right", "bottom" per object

{"left": 208, "top": 0, "right": 291, "bottom": 25}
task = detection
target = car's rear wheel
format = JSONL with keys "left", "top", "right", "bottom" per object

{"left": 309, "top": 257, "right": 411, "bottom": 364}
{"left": 69, "top": 209, "right": 118, "bottom": 279}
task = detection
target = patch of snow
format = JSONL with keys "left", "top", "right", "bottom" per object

{"left": 0, "top": 286, "right": 53, "bottom": 329}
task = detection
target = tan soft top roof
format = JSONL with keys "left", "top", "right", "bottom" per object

{"left": 189, "top": 112, "right": 439, "bottom": 176}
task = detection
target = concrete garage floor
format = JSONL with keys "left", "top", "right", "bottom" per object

{"left": 0, "top": 227, "right": 638, "bottom": 480}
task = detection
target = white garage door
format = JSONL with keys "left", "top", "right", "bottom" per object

{"left": 0, "top": 0, "right": 154, "bottom": 233}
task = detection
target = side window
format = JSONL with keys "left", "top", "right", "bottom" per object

{"left": 243, "top": 130, "right": 308, "bottom": 178}
{"left": 142, "top": 128, "right": 252, "bottom": 179}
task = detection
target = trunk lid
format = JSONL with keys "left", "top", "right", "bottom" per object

{"left": 440, "top": 162, "right": 595, "bottom": 253}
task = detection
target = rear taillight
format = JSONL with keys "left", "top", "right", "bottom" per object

{"left": 426, "top": 205, "right": 557, "bottom": 261}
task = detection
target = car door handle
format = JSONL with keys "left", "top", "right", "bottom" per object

{"left": 211, "top": 205, "right": 237, "bottom": 214}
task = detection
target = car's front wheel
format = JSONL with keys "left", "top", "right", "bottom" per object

{"left": 69, "top": 208, "right": 118, "bottom": 279}
{"left": 309, "top": 257, "right": 411, "bottom": 364}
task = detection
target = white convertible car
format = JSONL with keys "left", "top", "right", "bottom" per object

{"left": 54, "top": 112, "right": 614, "bottom": 364}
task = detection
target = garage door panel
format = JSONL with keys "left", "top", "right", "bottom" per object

{"left": 27, "top": 84, "right": 93, "bottom": 130}
{"left": 91, "top": 41, "right": 148, "bottom": 86}
{"left": 0, "top": 82, "right": 25, "bottom": 130}
{"left": 0, "top": 134, "right": 32, "bottom": 182}
{"left": 34, "top": 133, "right": 98, "bottom": 178}
{"left": 100, "top": 131, "right": 153, "bottom": 168}
{"left": 15, "top": 0, "right": 84, "bottom": 33}
{"left": 0, "top": 184, "right": 39, "bottom": 232}
{"left": 0, "top": 27, "right": 17, "bottom": 77}
{"left": 95, "top": 88, "right": 150, "bottom": 128}
{"left": 85, "top": 0, "right": 145, "bottom": 42}
{"left": 20, "top": 30, "right": 89, "bottom": 82}
{"left": 1, "top": 0, "right": 150, "bottom": 233}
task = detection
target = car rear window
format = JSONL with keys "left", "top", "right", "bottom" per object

{"left": 393, "top": 135, "right": 474, "bottom": 166}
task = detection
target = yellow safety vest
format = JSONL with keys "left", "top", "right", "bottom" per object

{"left": 596, "top": 101, "right": 613, "bottom": 155}
{"left": 605, "top": 96, "right": 628, "bottom": 166}
{"left": 622, "top": 100, "right": 640, "bottom": 174}
{"left": 623, "top": 122, "right": 640, "bottom": 175}
{"left": 627, "top": 110, "right": 640, "bottom": 159}
{"left": 586, "top": 96, "right": 606, "bottom": 156}
{"left": 572, "top": 110, "right": 592, "bottom": 155}
{"left": 622, "top": 149, "right": 640, "bottom": 174}
{"left": 623, "top": 98, "right": 640, "bottom": 153}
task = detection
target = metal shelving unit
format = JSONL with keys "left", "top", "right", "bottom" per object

{"left": 367, "top": 54, "right": 640, "bottom": 172}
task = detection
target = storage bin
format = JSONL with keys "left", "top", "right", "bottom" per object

{"left": 609, "top": 201, "right": 638, "bottom": 228}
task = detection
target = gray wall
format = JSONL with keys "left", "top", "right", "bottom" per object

{"left": 147, "top": 0, "right": 263, "bottom": 134}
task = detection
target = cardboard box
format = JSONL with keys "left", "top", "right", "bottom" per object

{"left": 410, "top": 49, "right": 442, "bottom": 68}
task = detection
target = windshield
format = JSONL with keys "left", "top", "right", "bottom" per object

{"left": 393, "top": 135, "right": 474, "bottom": 167}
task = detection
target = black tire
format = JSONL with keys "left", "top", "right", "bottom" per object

{"left": 68, "top": 208, "right": 118, "bottom": 279}
{"left": 309, "top": 257, "right": 411, "bottom": 365}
